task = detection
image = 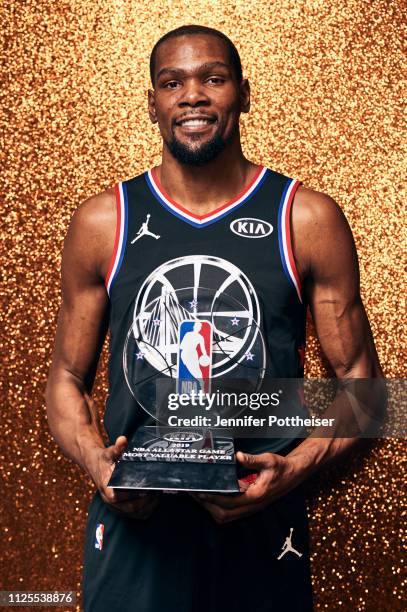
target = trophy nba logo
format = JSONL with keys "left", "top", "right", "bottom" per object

{"left": 177, "top": 320, "right": 212, "bottom": 395}
{"left": 95, "top": 523, "right": 104, "bottom": 550}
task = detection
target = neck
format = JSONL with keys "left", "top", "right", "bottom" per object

{"left": 155, "top": 137, "right": 260, "bottom": 216}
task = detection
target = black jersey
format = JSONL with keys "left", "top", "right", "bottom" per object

{"left": 103, "top": 165, "right": 306, "bottom": 452}
{"left": 82, "top": 167, "right": 313, "bottom": 612}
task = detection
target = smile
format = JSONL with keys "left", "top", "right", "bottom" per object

{"left": 177, "top": 118, "right": 215, "bottom": 126}
{"left": 175, "top": 115, "right": 217, "bottom": 129}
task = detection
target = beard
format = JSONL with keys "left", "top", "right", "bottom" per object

{"left": 167, "top": 129, "right": 228, "bottom": 166}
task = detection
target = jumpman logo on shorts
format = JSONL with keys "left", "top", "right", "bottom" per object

{"left": 131, "top": 214, "right": 160, "bottom": 243}
{"left": 277, "top": 528, "right": 303, "bottom": 560}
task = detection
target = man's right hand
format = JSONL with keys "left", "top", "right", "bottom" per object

{"left": 88, "top": 435, "right": 160, "bottom": 520}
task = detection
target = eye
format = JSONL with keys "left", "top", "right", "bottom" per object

{"left": 163, "top": 80, "right": 180, "bottom": 89}
{"left": 206, "top": 76, "right": 225, "bottom": 85}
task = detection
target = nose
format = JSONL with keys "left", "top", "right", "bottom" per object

{"left": 178, "top": 77, "right": 210, "bottom": 107}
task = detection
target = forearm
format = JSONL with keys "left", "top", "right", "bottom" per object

{"left": 45, "top": 371, "right": 106, "bottom": 478}
{"left": 286, "top": 377, "right": 386, "bottom": 480}
{"left": 286, "top": 435, "right": 360, "bottom": 481}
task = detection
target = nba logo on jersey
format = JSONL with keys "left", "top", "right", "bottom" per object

{"left": 177, "top": 321, "right": 212, "bottom": 395}
{"left": 95, "top": 523, "right": 104, "bottom": 550}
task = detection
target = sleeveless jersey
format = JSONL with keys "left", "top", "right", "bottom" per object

{"left": 103, "top": 166, "right": 307, "bottom": 453}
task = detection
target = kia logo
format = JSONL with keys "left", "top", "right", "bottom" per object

{"left": 230, "top": 218, "right": 273, "bottom": 238}
{"left": 163, "top": 431, "right": 203, "bottom": 442}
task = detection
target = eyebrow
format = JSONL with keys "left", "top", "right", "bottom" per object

{"left": 156, "top": 61, "right": 231, "bottom": 81}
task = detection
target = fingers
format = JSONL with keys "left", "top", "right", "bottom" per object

{"left": 191, "top": 467, "right": 274, "bottom": 510}
{"left": 101, "top": 484, "right": 158, "bottom": 510}
{"left": 240, "top": 473, "right": 259, "bottom": 487}
{"left": 115, "top": 489, "right": 148, "bottom": 502}
{"left": 196, "top": 497, "right": 266, "bottom": 524}
{"left": 100, "top": 485, "right": 118, "bottom": 505}
{"left": 102, "top": 436, "right": 128, "bottom": 463}
{"left": 192, "top": 483, "right": 266, "bottom": 509}
{"left": 112, "top": 435, "right": 128, "bottom": 457}
{"left": 191, "top": 492, "right": 243, "bottom": 509}
{"left": 108, "top": 495, "right": 159, "bottom": 520}
{"left": 100, "top": 484, "right": 150, "bottom": 506}
{"left": 236, "top": 451, "right": 276, "bottom": 470}
{"left": 238, "top": 479, "right": 251, "bottom": 493}
{"left": 111, "top": 496, "right": 157, "bottom": 513}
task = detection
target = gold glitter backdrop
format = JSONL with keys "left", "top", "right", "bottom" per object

{"left": 1, "top": 0, "right": 405, "bottom": 610}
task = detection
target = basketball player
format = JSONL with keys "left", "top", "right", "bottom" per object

{"left": 45, "top": 25, "right": 384, "bottom": 611}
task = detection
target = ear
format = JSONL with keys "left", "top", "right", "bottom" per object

{"left": 148, "top": 88, "right": 158, "bottom": 124}
{"left": 240, "top": 78, "right": 250, "bottom": 114}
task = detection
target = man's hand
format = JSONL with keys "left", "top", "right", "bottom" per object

{"left": 191, "top": 451, "right": 304, "bottom": 524}
{"left": 88, "top": 434, "right": 159, "bottom": 520}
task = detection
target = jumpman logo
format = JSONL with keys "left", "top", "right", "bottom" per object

{"left": 131, "top": 214, "right": 160, "bottom": 243}
{"left": 277, "top": 528, "right": 303, "bottom": 560}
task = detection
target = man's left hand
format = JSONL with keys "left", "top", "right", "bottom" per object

{"left": 190, "top": 451, "right": 304, "bottom": 524}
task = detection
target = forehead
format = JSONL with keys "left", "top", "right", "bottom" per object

{"left": 154, "top": 34, "right": 231, "bottom": 75}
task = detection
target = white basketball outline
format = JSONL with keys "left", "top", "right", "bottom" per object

{"left": 131, "top": 255, "right": 263, "bottom": 379}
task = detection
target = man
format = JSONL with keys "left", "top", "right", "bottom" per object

{"left": 46, "top": 25, "right": 383, "bottom": 611}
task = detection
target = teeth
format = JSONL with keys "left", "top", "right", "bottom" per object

{"left": 180, "top": 119, "right": 212, "bottom": 126}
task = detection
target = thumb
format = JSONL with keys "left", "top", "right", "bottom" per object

{"left": 104, "top": 436, "right": 128, "bottom": 462}
{"left": 236, "top": 451, "right": 271, "bottom": 471}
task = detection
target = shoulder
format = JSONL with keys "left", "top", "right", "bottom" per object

{"left": 292, "top": 185, "right": 348, "bottom": 230}
{"left": 291, "top": 185, "right": 357, "bottom": 279}
{"left": 69, "top": 187, "right": 116, "bottom": 234}
{"left": 63, "top": 188, "right": 117, "bottom": 281}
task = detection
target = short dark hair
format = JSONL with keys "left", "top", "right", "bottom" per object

{"left": 149, "top": 25, "right": 243, "bottom": 85}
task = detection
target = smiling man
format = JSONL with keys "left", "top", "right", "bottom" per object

{"left": 46, "top": 24, "right": 383, "bottom": 612}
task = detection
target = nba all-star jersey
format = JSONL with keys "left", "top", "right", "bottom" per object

{"left": 103, "top": 165, "right": 307, "bottom": 451}
{"left": 82, "top": 166, "right": 314, "bottom": 612}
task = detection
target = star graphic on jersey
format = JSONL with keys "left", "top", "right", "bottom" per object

{"left": 231, "top": 317, "right": 240, "bottom": 326}
{"left": 135, "top": 351, "right": 144, "bottom": 360}
{"left": 153, "top": 318, "right": 161, "bottom": 327}
{"left": 244, "top": 351, "right": 254, "bottom": 361}
{"left": 189, "top": 299, "right": 198, "bottom": 309}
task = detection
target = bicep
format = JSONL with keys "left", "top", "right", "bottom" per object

{"left": 53, "top": 280, "right": 109, "bottom": 392}
{"left": 49, "top": 201, "right": 113, "bottom": 391}
{"left": 297, "top": 192, "right": 382, "bottom": 378}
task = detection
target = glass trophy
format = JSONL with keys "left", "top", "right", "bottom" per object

{"left": 108, "top": 281, "right": 266, "bottom": 493}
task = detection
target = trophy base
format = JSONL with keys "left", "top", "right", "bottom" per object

{"left": 108, "top": 459, "right": 239, "bottom": 493}
{"left": 107, "top": 426, "right": 239, "bottom": 493}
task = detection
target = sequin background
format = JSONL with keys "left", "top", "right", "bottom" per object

{"left": 0, "top": 0, "right": 405, "bottom": 610}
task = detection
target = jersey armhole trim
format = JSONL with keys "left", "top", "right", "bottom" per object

{"left": 105, "top": 182, "right": 128, "bottom": 297}
{"left": 277, "top": 178, "right": 303, "bottom": 303}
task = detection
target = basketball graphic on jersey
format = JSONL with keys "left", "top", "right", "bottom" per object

{"left": 177, "top": 320, "right": 212, "bottom": 394}
{"left": 130, "top": 254, "right": 264, "bottom": 378}
{"left": 122, "top": 255, "right": 266, "bottom": 421}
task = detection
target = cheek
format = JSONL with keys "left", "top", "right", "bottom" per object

{"left": 155, "top": 111, "right": 173, "bottom": 135}
{"left": 218, "top": 97, "right": 241, "bottom": 124}
{"left": 222, "top": 105, "right": 241, "bottom": 132}
{"left": 154, "top": 98, "right": 175, "bottom": 127}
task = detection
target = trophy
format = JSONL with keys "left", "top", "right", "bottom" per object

{"left": 108, "top": 256, "right": 266, "bottom": 493}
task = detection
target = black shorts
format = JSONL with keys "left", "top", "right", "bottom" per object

{"left": 82, "top": 480, "right": 313, "bottom": 611}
